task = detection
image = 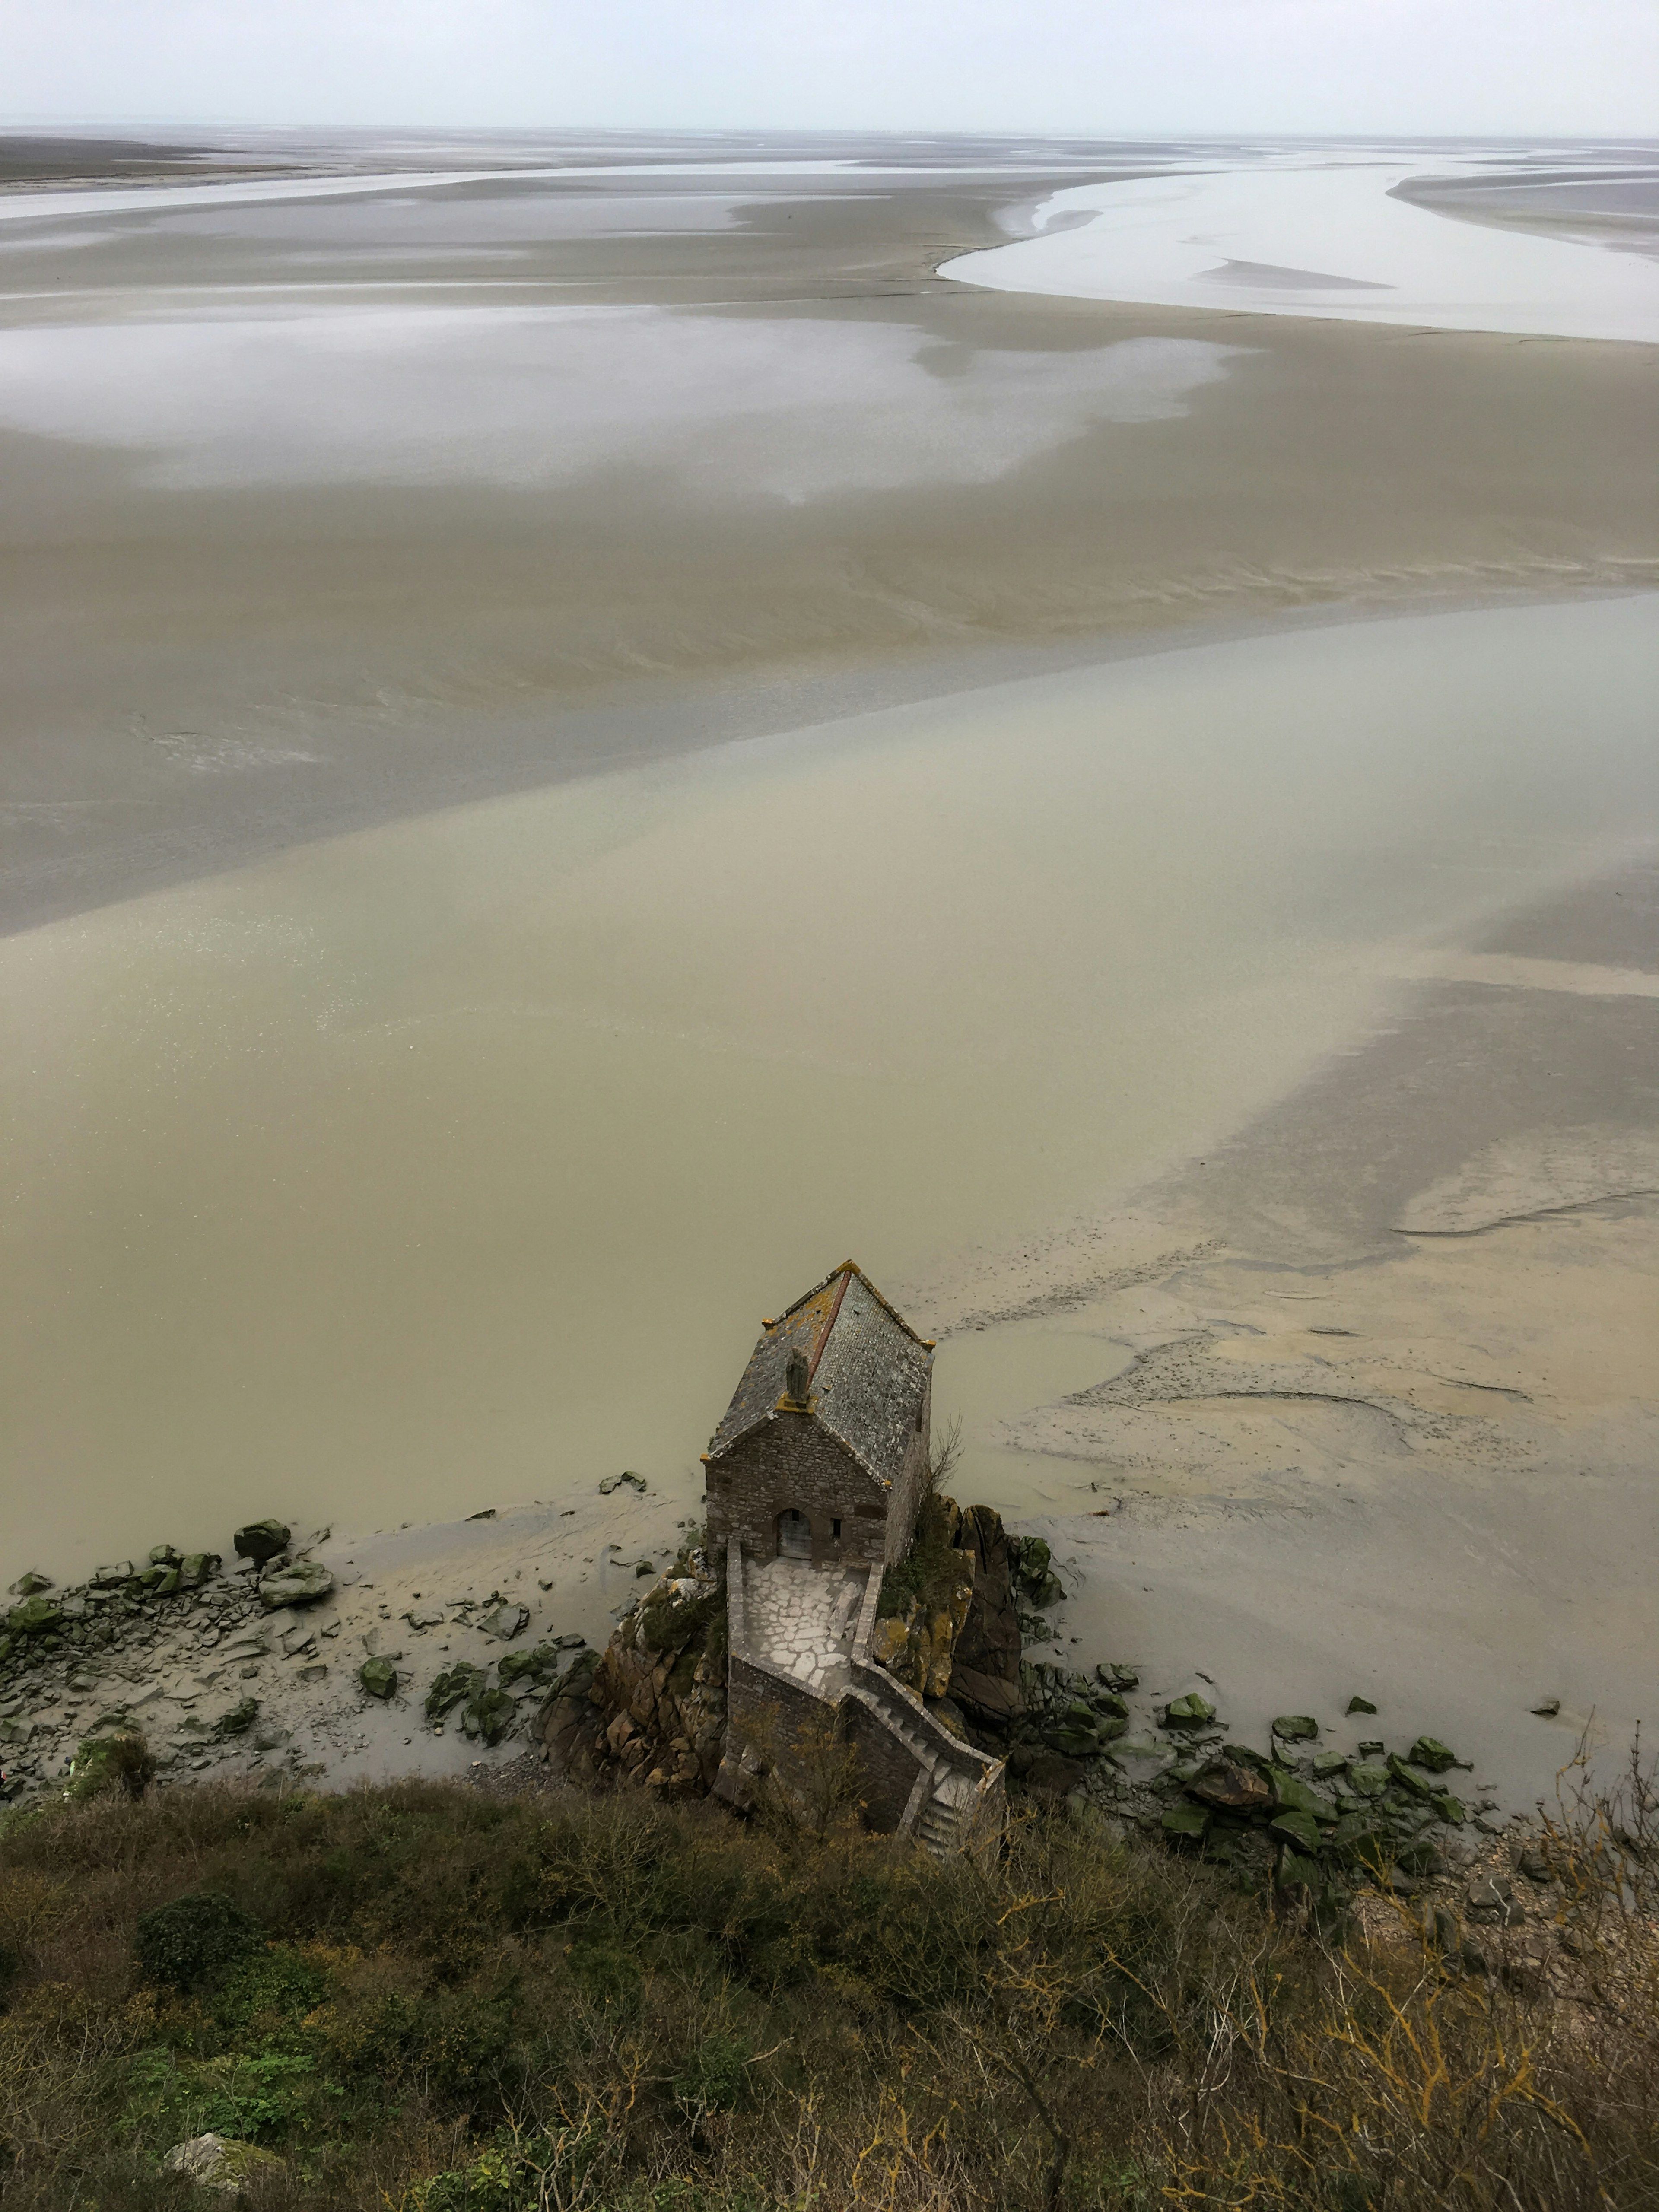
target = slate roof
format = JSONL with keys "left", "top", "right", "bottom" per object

{"left": 707, "top": 1262, "right": 933, "bottom": 1490}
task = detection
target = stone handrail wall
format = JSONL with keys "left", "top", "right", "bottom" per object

{"left": 850, "top": 1584, "right": 1001, "bottom": 1797}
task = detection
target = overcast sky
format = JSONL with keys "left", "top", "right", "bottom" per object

{"left": 6, "top": 0, "right": 1657, "bottom": 139}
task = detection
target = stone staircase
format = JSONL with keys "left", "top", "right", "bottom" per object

{"left": 845, "top": 1630, "right": 1004, "bottom": 1862}
{"left": 724, "top": 1538, "right": 1006, "bottom": 1859}
{"left": 916, "top": 1783, "right": 973, "bottom": 1858}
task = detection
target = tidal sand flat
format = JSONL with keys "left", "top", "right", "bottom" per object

{"left": 946, "top": 144, "right": 1659, "bottom": 341}
{"left": 1, "top": 136, "right": 1654, "bottom": 930}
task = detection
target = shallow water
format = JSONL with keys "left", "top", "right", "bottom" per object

{"left": 946, "top": 148, "right": 1659, "bottom": 342}
{"left": 2, "top": 594, "right": 1655, "bottom": 1578}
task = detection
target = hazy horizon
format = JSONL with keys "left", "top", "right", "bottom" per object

{"left": 6, "top": 0, "right": 1658, "bottom": 140}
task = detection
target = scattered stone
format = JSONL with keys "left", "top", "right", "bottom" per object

{"left": 258, "top": 1562, "right": 334, "bottom": 1611}
{"left": 1431, "top": 1792, "right": 1466, "bottom": 1825}
{"left": 1357, "top": 1739, "right": 1385, "bottom": 1758}
{"left": 6, "top": 1572, "right": 52, "bottom": 1598}
{"left": 1408, "top": 1735, "right": 1460, "bottom": 1774}
{"left": 178, "top": 1552, "right": 220, "bottom": 1589}
{"left": 360, "top": 1658, "right": 397, "bottom": 1700}
{"left": 232, "top": 1520, "right": 291, "bottom": 1565}
{"left": 1311, "top": 1750, "right": 1349, "bottom": 1777}
{"left": 466, "top": 1507, "right": 497, "bottom": 1520}
{"left": 1162, "top": 1805, "right": 1210, "bottom": 1839}
{"left": 1345, "top": 1695, "right": 1378, "bottom": 1716}
{"left": 1516, "top": 1845, "right": 1553, "bottom": 1885}
{"left": 462, "top": 1687, "right": 516, "bottom": 1746}
{"left": 478, "top": 1600, "right": 530, "bottom": 1641}
{"left": 297, "top": 1664, "right": 327, "bottom": 1684}
{"left": 1387, "top": 1753, "right": 1436, "bottom": 1801}
{"left": 1530, "top": 1698, "right": 1561, "bottom": 1718}
{"left": 216, "top": 1698, "right": 258, "bottom": 1736}
{"left": 1161, "top": 1693, "right": 1216, "bottom": 1731}
{"left": 1271, "top": 1714, "right": 1319, "bottom": 1742}
{"left": 149, "top": 1545, "right": 181, "bottom": 1567}
{"left": 1009, "top": 1535, "right": 1065, "bottom": 1610}
{"left": 426, "top": 1662, "right": 487, "bottom": 1722}
{"left": 1188, "top": 1759, "right": 1272, "bottom": 1813}
{"left": 1465, "top": 1874, "right": 1519, "bottom": 1924}
{"left": 597, "top": 1471, "right": 649, "bottom": 1496}
{"left": 404, "top": 1605, "right": 446, "bottom": 1630}
{"left": 1097, "top": 1662, "right": 1139, "bottom": 1691}
{"left": 1348, "top": 1761, "right": 1391, "bottom": 1798}
{"left": 90, "top": 1563, "right": 133, "bottom": 1588}
{"left": 5, "top": 1595, "right": 62, "bottom": 1638}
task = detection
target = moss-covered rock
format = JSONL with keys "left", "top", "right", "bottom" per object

{"left": 257, "top": 1561, "right": 333, "bottom": 1611}
{"left": 1408, "top": 1735, "right": 1460, "bottom": 1774}
{"left": 1161, "top": 1693, "right": 1216, "bottom": 1731}
{"left": 5, "top": 1595, "right": 61, "bottom": 1638}
{"left": 232, "top": 1520, "right": 290, "bottom": 1565}
{"left": 1271, "top": 1714, "right": 1319, "bottom": 1742}
{"left": 162, "top": 2132, "right": 284, "bottom": 2194}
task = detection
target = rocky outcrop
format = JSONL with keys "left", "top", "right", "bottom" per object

{"left": 868, "top": 1558, "right": 973, "bottom": 1699}
{"left": 162, "top": 2133, "right": 283, "bottom": 2195}
{"left": 944, "top": 1503, "right": 1025, "bottom": 1732}
{"left": 868, "top": 1498, "right": 1027, "bottom": 1739}
{"left": 540, "top": 1553, "right": 727, "bottom": 1796}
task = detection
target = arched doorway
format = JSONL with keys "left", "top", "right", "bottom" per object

{"left": 777, "top": 1509, "right": 812, "bottom": 1560}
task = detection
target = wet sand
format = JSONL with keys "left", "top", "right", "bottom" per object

{"left": 1, "top": 137, "right": 1656, "bottom": 932}
{"left": 918, "top": 852, "right": 1659, "bottom": 1808}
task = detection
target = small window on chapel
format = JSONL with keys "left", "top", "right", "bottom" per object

{"left": 831, "top": 1518, "right": 842, "bottom": 1541}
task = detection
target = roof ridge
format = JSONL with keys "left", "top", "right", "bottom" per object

{"left": 778, "top": 1259, "right": 931, "bottom": 1349}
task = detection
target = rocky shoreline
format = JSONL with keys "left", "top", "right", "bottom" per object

{"left": 0, "top": 1491, "right": 1582, "bottom": 1936}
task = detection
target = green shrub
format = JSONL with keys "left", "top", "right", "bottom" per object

{"left": 133, "top": 1888, "right": 259, "bottom": 1991}
{"left": 121, "top": 2043, "right": 318, "bottom": 2145}
{"left": 64, "top": 1727, "right": 155, "bottom": 1802}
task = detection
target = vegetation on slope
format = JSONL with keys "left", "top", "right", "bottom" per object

{"left": 0, "top": 1771, "right": 1654, "bottom": 2211}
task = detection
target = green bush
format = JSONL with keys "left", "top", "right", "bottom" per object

{"left": 64, "top": 1726, "right": 156, "bottom": 1802}
{"left": 121, "top": 2043, "right": 318, "bottom": 2144}
{"left": 133, "top": 1888, "right": 259, "bottom": 1991}
{"left": 0, "top": 1773, "right": 1649, "bottom": 2211}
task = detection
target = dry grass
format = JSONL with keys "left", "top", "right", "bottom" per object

{"left": 0, "top": 1760, "right": 1652, "bottom": 2210}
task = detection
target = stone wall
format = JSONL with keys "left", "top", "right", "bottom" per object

{"left": 705, "top": 1414, "right": 891, "bottom": 1568}
{"left": 882, "top": 1368, "right": 933, "bottom": 1566}
{"left": 842, "top": 1688, "right": 927, "bottom": 1828}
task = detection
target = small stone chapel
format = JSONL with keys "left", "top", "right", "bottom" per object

{"left": 702, "top": 1259, "right": 935, "bottom": 1570}
{"left": 705, "top": 1260, "right": 1006, "bottom": 1856}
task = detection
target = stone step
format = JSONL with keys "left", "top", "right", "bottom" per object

{"left": 916, "top": 1796, "right": 964, "bottom": 1859}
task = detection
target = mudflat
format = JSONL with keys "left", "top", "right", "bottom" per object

{"left": 1, "top": 133, "right": 1655, "bottom": 931}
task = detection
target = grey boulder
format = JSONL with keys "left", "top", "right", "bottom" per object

{"left": 257, "top": 1561, "right": 334, "bottom": 1611}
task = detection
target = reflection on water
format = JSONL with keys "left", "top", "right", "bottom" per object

{"left": 2, "top": 595, "right": 1655, "bottom": 1575}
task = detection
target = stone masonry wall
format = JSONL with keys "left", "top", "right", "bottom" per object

{"left": 841, "top": 1691, "right": 926, "bottom": 1829}
{"left": 882, "top": 1369, "right": 933, "bottom": 1567}
{"left": 705, "top": 1414, "right": 890, "bottom": 1568}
